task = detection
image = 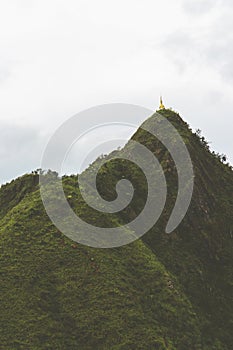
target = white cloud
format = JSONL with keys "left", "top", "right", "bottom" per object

{"left": 0, "top": 0, "right": 232, "bottom": 183}
{"left": 182, "top": 0, "right": 218, "bottom": 15}
{"left": 0, "top": 122, "right": 47, "bottom": 184}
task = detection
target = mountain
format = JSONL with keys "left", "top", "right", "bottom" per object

{"left": 1, "top": 109, "right": 232, "bottom": 349}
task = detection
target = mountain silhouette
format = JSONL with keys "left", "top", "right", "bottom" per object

{"left": 1, "top": 109, "right": 232, "bottom": 349}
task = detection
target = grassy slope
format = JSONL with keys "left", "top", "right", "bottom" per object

{"left": 136, "top": 110, "right": 233, "bottom": 348}
{"left": 1, "top": 185, "right": 201, "bottom": 350}
{"left": 0, "top": 109, "right": 232, "bottom": 349}
{"left": 81, "top": 109, "right": 233, "bottom": 348}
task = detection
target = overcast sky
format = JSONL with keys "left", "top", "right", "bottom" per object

{"left": 0, "top": 0, "right": 233, "bottom": 184}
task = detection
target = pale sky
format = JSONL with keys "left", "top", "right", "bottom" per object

{"left": 0, "top": 0, "right": 233, "bottom": 184}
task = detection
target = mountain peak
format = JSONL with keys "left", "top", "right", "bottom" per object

{"left": 1, "top": 109, "right": 233, "bottom": 349}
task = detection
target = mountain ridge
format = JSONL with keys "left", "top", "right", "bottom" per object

{"left": 1, "top": 109, "right": 232, "bottom": 349}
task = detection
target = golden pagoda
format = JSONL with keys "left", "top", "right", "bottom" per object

{"left": 159, "top": 96, "right": 165, "bottom": 110}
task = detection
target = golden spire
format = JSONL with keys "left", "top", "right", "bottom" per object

{"left": 159, "top": 96, "right": 165, "bottom": 110}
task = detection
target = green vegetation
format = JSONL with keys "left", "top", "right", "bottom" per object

{"left": 0, "top": 109, "right": 232, "bottom": 349}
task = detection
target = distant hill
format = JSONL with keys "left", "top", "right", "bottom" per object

{"left": 1, "top": 109, "right": 232, "bottom": 349}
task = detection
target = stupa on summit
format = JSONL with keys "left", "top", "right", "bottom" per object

{"left": 159, "top": 96, "right": 165, "bottom": 110}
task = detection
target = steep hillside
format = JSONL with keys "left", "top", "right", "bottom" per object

{"left": 87, "top": 109, "right": 233, "bottom": 348}
{"left": 1, "top": 109, "right": 232, "bottom": 349}
{"left": 134, "top": 110, "right": 233, "bottom": 348}
{"left": 0, "top": 181, "right": 202, "bottom": 350}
